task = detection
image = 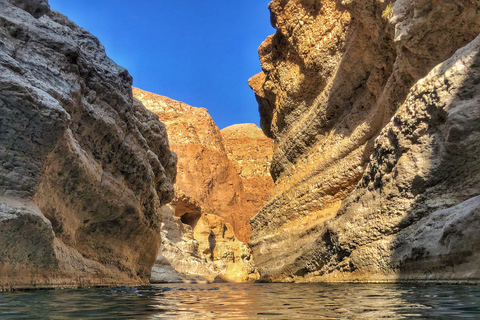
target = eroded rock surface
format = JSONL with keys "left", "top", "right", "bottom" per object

{"left": 133, "top": 88, "right": 263, "bottom": 282}
{"left": 132, "top": 88, "right": 256, "bottom": 242}
{"left": 0, "top": 0, "right": 176, "bottom": 289}
{"left": 151, "top": 204, "right": 259, "bottom": 283}
{"left": 221, "top": 124, "right": 274, "bottom": 215}
{"left": 249, "top": 0, "right": 480, "bottom": 282}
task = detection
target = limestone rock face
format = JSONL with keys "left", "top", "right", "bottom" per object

{"left": 249, "top": 0, "right": 480, "bottom": 281}
{"left": 318, "top": 36, "right": 480, "bottom": 282}
{"left": 0, "top": 0, "right": 176, "bottom": 289}
{"left": 133, "top": 88, "right": 262, "bottom": 282}
{"left": 151, "top": 205, "right": 259, "bottom": 283}
{"left": 221, "top": 124, "right": 274, "bottom": 215}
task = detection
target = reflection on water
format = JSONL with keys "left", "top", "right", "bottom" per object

{"left": 0, "top": 283, "right": 479, "bottom": 319}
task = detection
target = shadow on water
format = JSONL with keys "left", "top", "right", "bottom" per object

{"left": 1, "top": 283, "right": 480, "bottom": 319}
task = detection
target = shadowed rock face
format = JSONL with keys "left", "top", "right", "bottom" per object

{"left": 133, "top": 88, "right": 265, "bottom": 283}
{"left": 249, "top": 0, "right": 480, "bottom": 282}
{"left": 0, "top": 0, "right": 176, "bottom": 289}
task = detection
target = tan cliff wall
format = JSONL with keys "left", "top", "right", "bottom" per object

{"left": 0, "top": 0, "right": 176, "bottom": 289}
{"left": 249, "top": 0, "right": 480, "bottom": 282}
{"left": 150, "top": 204, "right": 259, "bottom": 283}
{"left": 221, "top": 124, "right": 274, "bottom": 215}
{"left": 133, "top": 88, "right": 274, "bottom": 282}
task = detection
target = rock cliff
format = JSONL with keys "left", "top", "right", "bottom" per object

{"left": 221, "top": 124, "right": 274, "bottom": 214}
{"left": 133, "top": 88, "right": 268, "bottom": 282}
{"left": 0, "top": 0, "right": 176, "bottom": 289}
{"left": 150, "top": 204, "right": 259, "bottom": 283}
{"left": 249, "top": 0, "right": 480, "bottom": 282}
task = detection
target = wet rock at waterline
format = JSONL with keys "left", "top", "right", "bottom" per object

{"left": 249, "top": 0, "right": 480, "bottom": 282}
{"left": 0, "top": 0, "right": 176, "bottom": 289}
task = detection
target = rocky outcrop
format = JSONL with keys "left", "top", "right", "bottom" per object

{"left": 0, "top": 0, "right": 176, "bottom": 289}
{"left": 133, "top": 88, "right": 263, "bottom": 282}
{"left": 249, "top": 0, "right": 480, "bottom": 282}
{"left": 151, "top": 204, "right": 259, "bottom": 283}
{"left": 132, "top": 88, "right": 255, "bottom": 242}
{"left": 221, "top": 124, "right": 274, "bottom": 214}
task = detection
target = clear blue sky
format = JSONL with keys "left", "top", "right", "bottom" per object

{"left": 48, "top": 0, "right": 274, "bottom": 129}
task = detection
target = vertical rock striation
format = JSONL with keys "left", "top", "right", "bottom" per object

{"left": 249, "top": 0, "right": 480, "bottom": 282}
{"left": 133, "top": 88, "right": 268, "bottom": 282}
{"left": 221, "top": 124, "right": 274, "bottom": 215}
{"left": 0, "top": 0, "right": 176, "bottom": 289}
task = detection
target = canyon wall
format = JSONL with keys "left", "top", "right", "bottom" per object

{"left": 221, "top": 124, "right": 274, "bottom": 214}
{"left": 0, "top": 0, "right": 176, "bottom": 289}
{"left": 133, "top": 88, "right": 273, "bottom": 282}
{"left": 249, "top": 0, "right": 480, "bottom": 282}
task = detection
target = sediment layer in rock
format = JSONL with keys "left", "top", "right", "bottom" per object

{"left": 0, "top": 0, "right": 176, "bottom": 289}
{"left": 249, "top": 0, "right": 480, "bottom": 282}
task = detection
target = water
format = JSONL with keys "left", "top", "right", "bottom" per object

{"left": 1, "top": 283, "right": 479, "bottom": 319}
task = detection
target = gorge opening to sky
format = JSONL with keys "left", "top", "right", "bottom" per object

{"left": 48, "top": 0, "right": 274, "bottom": 130}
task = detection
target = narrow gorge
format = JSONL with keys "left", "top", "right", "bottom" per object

{"left": 133, "top": 88, "right": 273, "bottom": 283}
{"left": 0, "top": 0, "right": 479, "bottom": 291}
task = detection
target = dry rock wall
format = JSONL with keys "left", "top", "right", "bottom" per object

{"left": 249, "top": 0, "right": 480, "bottom": 282}
{"left": 0, "top": 0, "right": 176, "bottom": 289}
{"left": 133, "top": 88, "right": 268, "bottom": 282}
{"left": 221, "top": 124, "right": 274, "bottom": 215}
{"left": 150, "top": 204, "right": 259, "bottom": 283}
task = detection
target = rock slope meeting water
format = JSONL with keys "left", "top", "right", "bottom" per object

{"left": 0, "top": 0, "right": 176, "bottom": 289}
{"left": 249, "top": 0, "right": 480, "bottom": 282}
{"left": 2, "top": 0, "right": 479, "bottom": 292}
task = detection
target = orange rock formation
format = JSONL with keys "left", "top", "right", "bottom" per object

{"left": 221, "top": 124, "right": 274, "bottom": 215}
{"left": 133, "top": 88, "right": 254, "bottom": 242}
{"left": 133, "top": 88, "right": 273, "bottom": 282}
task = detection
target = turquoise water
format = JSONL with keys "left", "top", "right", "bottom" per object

{"left": 1, "top": 283, "right": 480, "bottom": 319}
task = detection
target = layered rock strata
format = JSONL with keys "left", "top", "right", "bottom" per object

{"left": 133, "top": 88, "right": 265, "bottom": 282}
{"left": 221, "top": 124, "right": 274, "bottom": 213}
{"left": 0, "top": 0, "right": 176, "bottom": 289}
{"left": 249, "top": 0, "right": 480, "bottom": 282}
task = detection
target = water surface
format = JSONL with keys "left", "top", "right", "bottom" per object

{"left": 1, "top": 283, "right": 479, "bottom": 319}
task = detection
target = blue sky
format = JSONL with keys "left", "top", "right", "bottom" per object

{"left": 48, "top": 0, "right": 274, "bottom": 129}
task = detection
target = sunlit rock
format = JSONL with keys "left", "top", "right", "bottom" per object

{"left": 133, "top": 88, "right": 265, "bottom": 282}
{"left": 249, "top": 0, "right": 480, "bottom": 282}
{"left": 221, "top": 123, "right": 274, "bottom": 216}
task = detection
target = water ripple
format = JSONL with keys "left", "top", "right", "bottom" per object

{"left": 0, "top": 283, "right": 479, "bottom": 319}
